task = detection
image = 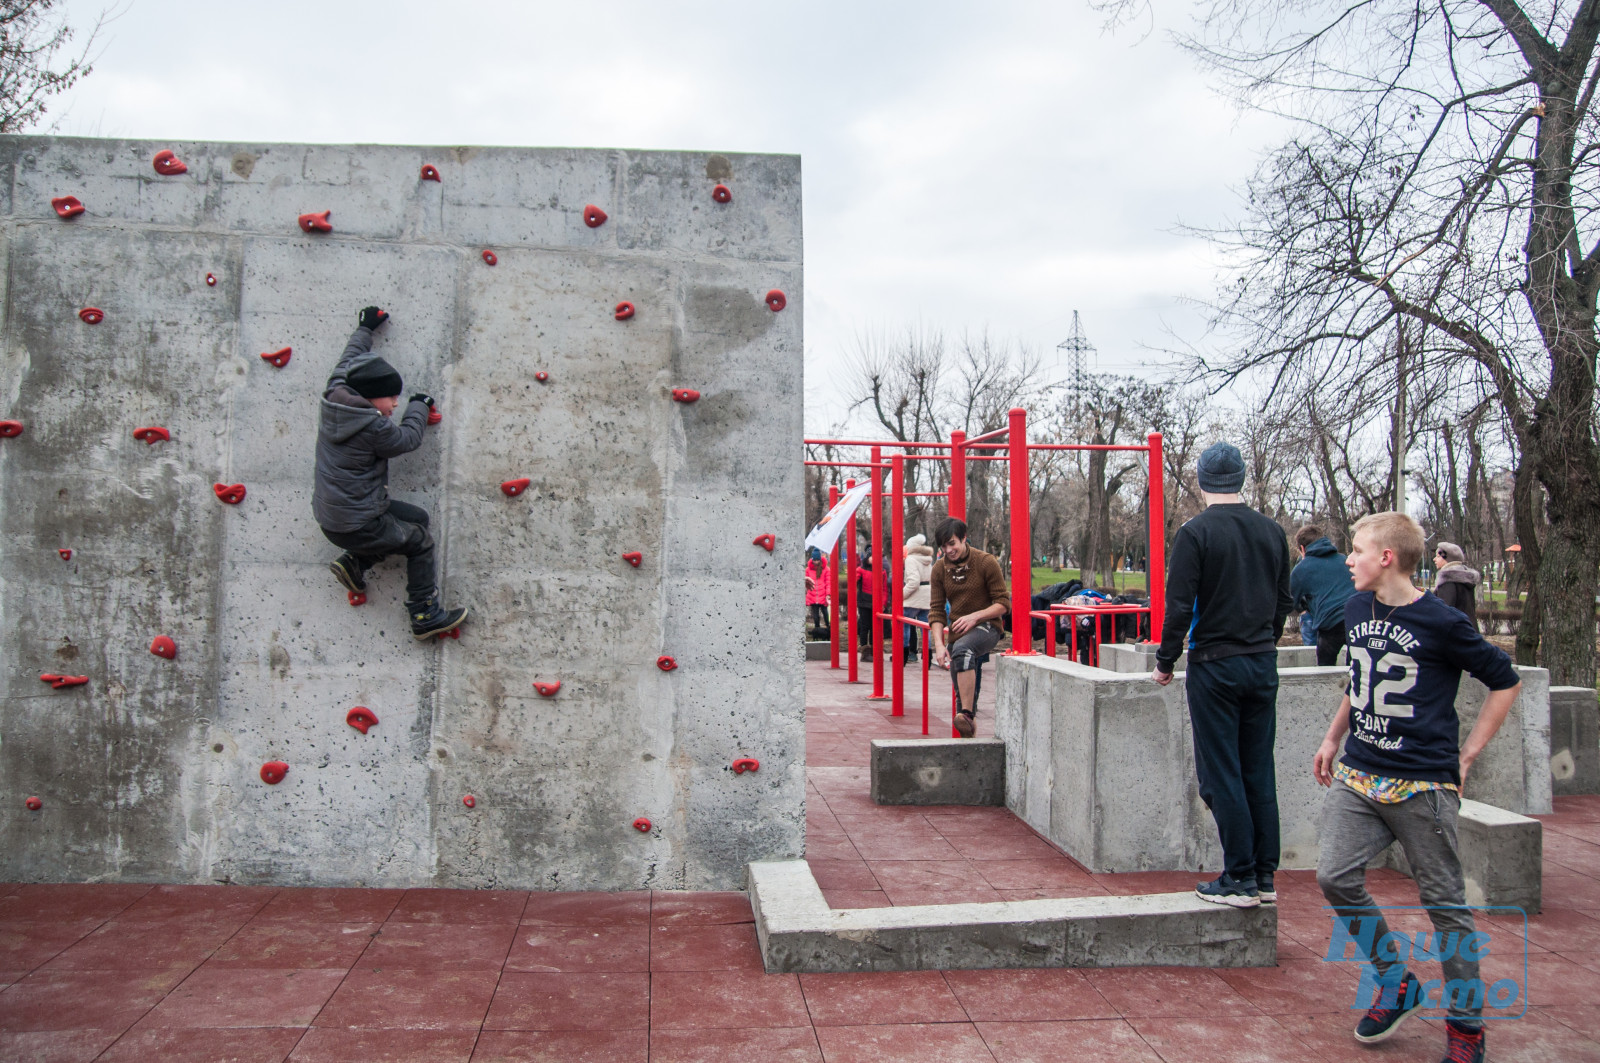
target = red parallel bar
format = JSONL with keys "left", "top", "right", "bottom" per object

{"left": 1033, "top": 610, "right": 1058, "bottom": 658}
{"left": 1018, "top": 443, "right": 1151, "bottom": 452}
{"left": 805, "top": 460, "right": 890, "bottom": 468}
{"left": 805, "top": 438, "right": 951, "bottom": 449}
{"left": 965, "top": 424, "right": 1009, "bottom": 445}
{"left": 889, "top": 614, "right": 933, "bottom": 734}
{"left": 1006, "top": 408, "right": 1034, "bottom": 655}
{"left": 890, "top": 454, "right": 905, "bottom": 717}
{"left": 868, "top": 446, "right": 887, "bottom": 700}
{"left": 1147, "top": 432, "right": 1166, "bottom": 641}
{"left": 905, "top": 492, "right": 948, "bottom": 498}
{"left": 1036, "top": 605, "right": 1152, "bottom": 665}
{"left": 846, "top": 478, "right": 859, "bottom": 684}
{"left": 828, "top": 484, "right": 840, "bottom": 671}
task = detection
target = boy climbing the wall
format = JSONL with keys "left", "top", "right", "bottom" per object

{"left": 315, "top": 306, "right": 469, "bottom": 640}
{"left": 1312, "top": 512, "right": 1520, "bottom": 1063}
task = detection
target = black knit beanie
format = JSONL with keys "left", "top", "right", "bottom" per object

{"left": 1196, "top": 442, "right": 1246, "bottom": 493}
{"left": 347, "top": 358, "right": 403, "bottom": 400}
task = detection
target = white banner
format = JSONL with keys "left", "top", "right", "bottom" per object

{"left": 803, "top": 481, "right": 872, "bottom": 555}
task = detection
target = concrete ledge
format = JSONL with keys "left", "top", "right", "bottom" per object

{"left": 1382, "top": 798, "right": 1542, "bottom": 914}
{"left": 805, "top": 641, "right": 831, "bottom": 661}
{"left": 871, "top": 739, "right": 1005, "bottom": 806}
{"left": 748, "top": 859, "right": 1276, "bottom": 972}
{"left": 1095, "top": 643, "right": 1331, "bottom": 674}
{"left": 1550, "top": 686, "right": 1599, "bottom": 795}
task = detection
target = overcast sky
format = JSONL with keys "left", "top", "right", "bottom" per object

{"left": 51, "top": 0, "right": 1286, "bottom": 435}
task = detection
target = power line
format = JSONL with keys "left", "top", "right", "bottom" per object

{"left": 1056, "top": 310, "right": 1096, "bottom": 412}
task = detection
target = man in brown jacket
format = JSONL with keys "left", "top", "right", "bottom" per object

{"left": 929, "top": 517, "right": 1010, "bottom": 737}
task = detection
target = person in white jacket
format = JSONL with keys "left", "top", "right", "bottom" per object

{"left": 902, "top": 533, "right": 934, "bottom": 662}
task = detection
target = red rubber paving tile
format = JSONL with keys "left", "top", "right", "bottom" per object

{"left": 118, "top": 885, "right": 276, "bottom": 924}
{"left": 469, "top": 1029, "right": 649, "bottom": 1062}
{"left": 98, "top": 1027, "right": 304, "bottom": 1062}
{"left": 504, "top": 925, "right": 649, "bottom": 973}
{"left": 253, "top": 888, "right": 404, "bottom": 924}
{"left": 134, "top": 967, "right": 345, "bottom": 1028}
{"left": 1084, "top": 967, "right": 1262, "bottom": 1018}
{"left": 649, "top": 923, "right": 765, "bottom": 972}
{"left": 1131, "top": 1013, "right": 1319, "bottom": 1063}
{"left": 806, "top": 833, "right": 866, "bottom": 861}
{"left": 835, "top": 831, "right": 963, "bottom": 862}
{"left": 1508, "top": 952, "right": 1600, "bottom": 1007}
{"left": 941, "top": 833, "right": 1069, "bottom": 862}
{"left": 482, "top": 972, "right": 649, "bottom": 1031}
{"left": 205, "top": 922, "right": 379, "bottom": 970}
{"left": 863, "top": 860, "right": 985, "bottom": 894}
{"left": 974, "top": 859, "right": 1104, "bottom": 891}
{"left": 0, "top": 919, "right": 104, "bottom": 971}
{"left": 813, "top": 1021, "right": 996, "bottom": 1063}
{"left": 38, "top": 917, "right": 241, "bottom": 971}
{"left": 0, "top": 1029, "right": 121, "bottom": 1063}
{"left": 388, "top": 889, "right": 528, "bottom": 925}
{"left": 649, "top": 1026, "right": 822, "bottom": 1062}
{"left": 648, "top": 970, "right": 810, "bottom": 1030}
{"left": 798, "top": 970, "right": 968, "bottom": 1026}
{"left": 1543, "top": 1003, "right": 1600, "bottom": 1041}
{"left": 1541, "top": 870, "right": 1600, "bottom": 909}
{"left": 807, "top": 860, "right": 880, "bottom": 891}
{"left": 650, "top": 891, "right": 753, "bottom": 926}
{"left": 1097, "top": 872, "right": 1210, "bottom": 896}
{"left": 1212, "top": 958, "right": 1366, "bottom": 1014}
{"left": 977, "top": 1018, "right": 1164, "bottom": 1062}
{"left": 1461, "top": 1008, "right": 1600, "bottom": 1062}
{"left": 1513, "top": 906, "right": 1600, "bottom": 957}
{"left": 820, "top": 890, "right": 894, "bottom": 909}
{"left": 1266, "top": 1012, "right": 1440, "bottom": 1063}
{"left": 286, "top": 1027, "right": 476, "bottom": 1062}
{"left": 1543, "top": 834, "right": 1600, "bottom": 877}
{"left": 357, "top": 922, "right": 516, "bottom": 970}
{"left": 0, "top": 884, "right": 152, "bottom": 924}
{"left": 518, "top": 891, "right": 650, "bottom": 928}
{"left": 315, "top": 968, "right": 500, "bottom": 1031}
{"left": 880, "top": 885, "right": 1004, "bottom": 907}
{"left": 0, "top": 968, "right": 187, "bottom": 1031}
{"left": 943, "top": 968, "right": 1119, "bottom": 1022}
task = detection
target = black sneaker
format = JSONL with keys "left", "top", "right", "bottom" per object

{"left": 411, "top": 599, "right": 469, "bottom": 641}
{"left": 1355, "top": 970, "right": 1423, "bottom": 1043}
{"left": 1195, "top": 873, "right": 1260, "bottom": 908}
{"left": 1257, "top": 872, "right": 1276, "bottom": 904}
{"left": 1439, "top": 1019, "right": 1484, "bottom": 1063}
{"left": 953, "top": 711, "right": 975, "bottom": 737}
{"left": 330, "top": 554, "right": 366, "bottom": 593}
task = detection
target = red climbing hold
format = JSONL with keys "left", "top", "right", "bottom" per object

{"left": 463, "top": 794, "right": 476, "bottom": 808}
{"left": 712, "top": 184, "right": 732, "bottom": 203}
{"left": 534, "top": 372, "right": 549, "bottom": 383}
{"left": 0, "top": 421, "right": 23, "bottom": 437}
{"left": 427, "top": 406, "right": 442, "bottom": 425}
{"left": 79, "top": 308, "right": 104, "bottom": 325}
{"left": 149, "top": 635, "right": 177, "bottom": 660}
{"left": 584, "top": 204, "right": 608, "bottom": 228}
{"left": 58, "top": 549, "right": 71, "bottom": 560}
{"left": 482, "top": 249, "right": 498, "bottom": 266}
{"left": 261, "top": 347, "right": 292, "bottom": 368}
{"left": 657, "top": 655, "right": 678, "bottom": 672}
{"left": 420, "top": 164, "right": 441, "bottom": 182}
{"left": 671, "top": 389, "right": 700, "bottom": 404}
{"left": 348, "top": 590, "right": 366, "bottom": 607}
{"left": 206, "top": 273, "right": 217, "bottom": 287}
{"left": 533, "top": 680, "right": 561, "bottom": 697}
{"left": 52, "top": 196, "right": 85, "bottom": 218}
{"left": 298, "top": 211, "right": 333, "bottom": 233}
{"left": 765, "top": 289, "right": 787, "bottom": 312}
{"left": 213, "top": 483, "right": 247, "bottom": 505}
{"left": 346, "top": 706, "right": 379, "bottom": 734}
{"left": 752, "top": 533, "right": 776, "bottom": 552}
{"left": 439, "top": 628, "right": 460, "bottom": 640}
{"left": 40, "top": 674, "right": 88, "bottom": 689}
{"left": 633, "top": 817, "right": 652, "bottom": 833}
{"left": 614, "top": 301, "right": 635, "bottom": 321}
{"left": 260, "top": 761, "right": 289, "bottom": 785}
{"left": 152, "top": 150, "right": 188, "bottom": 176}
{"left": 622, "top": 552, "right": 642, "bottom": 567}
{"left": 25, "top": 796, "right": 41, "bottom": 811}
{"left": 132, "top": 426, "right": 171, "bottom": 444}
{"left": 501, "top": 477, "right": 530, "bottom": 497}
{"left": 731, "top": 758, "right": 760, "bottom": 775}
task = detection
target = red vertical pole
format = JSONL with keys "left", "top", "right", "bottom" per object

{"left": 921, "top": 643, "right": 930, "bottom": 736}
{"left": 828, "top": 484, "right": 839, "bottom": 670}
{"left": 868, "top": 447, "right": 887, "bottom": 700}
{"left": 891, "top": 455, "right": 905, "bottom": 717}
{"left": 1044, "top": 612, "right": 1056, "bottom": 658}
{"left": 1147, "top": 432, "right": 1165, "bottom": 641}
{"left": 1007, "top": 408, "right": 1034, "bottom": 654}
{"left": 846, "top": 478, "right": 859, "bottom": 683}
{"left": 949, "top": 430, "right": 967, "bottom": 519}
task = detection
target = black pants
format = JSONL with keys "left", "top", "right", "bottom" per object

{"left": 808, "top": 603, "right": 830, "bottom": 637}
{"left": 1186, "top": 651, "right": 1281, "bottom": 885}
{"left": 321, "top": 499, "right": 436, "bottom": 607}
{"left": 857, "top": 601, "right": 874, "bottom": 650}
{"left": 1315, "top": 625, "right": 1346, "bottom": 667}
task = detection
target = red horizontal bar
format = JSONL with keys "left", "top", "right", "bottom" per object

{"left": 805, "top": 438, "right": 951, "bottom": 449}
{"left": 804, "top": 460, "right": 890, "bottom": 468}
{"left": 876, "top": 614, "right": 931, "bottom": 630}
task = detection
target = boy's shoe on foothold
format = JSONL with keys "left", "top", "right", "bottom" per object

{"left": 411, "top": 599, "right": 469, "bottom": 641}
{"left": 954, "top": 711, "right": 975, "bottom": 737}
{"left": 1195, "top": 873, "right": 1260, "bottom": 908}
{"left": 1257, "top": 872, "right": 1276, "bottom": 904}
{"left": 1355, "top": 970, "right": 1423, "bottom": 1043}
{"left": 1438, "top": 1019, "right": 1484, "bottom": 1063}
{"left": 330, "top": 554, "right": 366, "bottom": 593}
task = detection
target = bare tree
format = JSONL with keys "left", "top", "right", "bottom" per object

{"left": 1, "top": 0, "right": 102, "bottom": 133}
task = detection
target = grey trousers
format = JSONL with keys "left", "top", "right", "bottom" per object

{"left": 1316, "top": 780, "right": 1482, "bottom": 1023}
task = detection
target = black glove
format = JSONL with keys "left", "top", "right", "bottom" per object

{"left": 409, "top": 393, "right": 435, "bottom": 407}
{"left": 359, "top": 306, "right": 389, "bottom": 330}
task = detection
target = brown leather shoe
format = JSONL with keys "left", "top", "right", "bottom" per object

{"left": 954, "top": 711, "right": 975, "bottom": 737}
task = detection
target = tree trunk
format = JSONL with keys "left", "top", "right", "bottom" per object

{"left": 1511, "top": 461, "right": 1543, "bottom": 668}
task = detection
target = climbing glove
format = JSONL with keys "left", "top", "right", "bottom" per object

{"left": 409, "top": 393, "right": 435, "bottom": 408}
{"left": 358, "top": 306, "right": 389, "bottom": 330}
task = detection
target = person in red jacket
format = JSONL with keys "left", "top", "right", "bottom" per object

{"left": 805, "top": 547, "right": 832, "bottom": 639}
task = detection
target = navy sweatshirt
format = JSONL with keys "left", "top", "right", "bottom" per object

{"left": 1290, "top": 537, "right": 1357, "bottom": 634}
{"left": 1156, "top": 503, "right": 1293, "bottom": 671}
{"left": 1339, "top": 590, "right": 1520, "bottom": 785}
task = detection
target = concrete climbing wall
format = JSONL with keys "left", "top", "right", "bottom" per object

{"left": 0, "top": 136, "right": 804, "bottom": 890}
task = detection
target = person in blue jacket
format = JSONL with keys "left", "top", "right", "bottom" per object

{"left": 1291, "top": 525, "right": 1357, "bottom": 666}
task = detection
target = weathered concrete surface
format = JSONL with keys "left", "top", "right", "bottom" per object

{"left": 1381, "top": 799, "right": 1542, "bottom": 913}
{"left": 0, "top": 136, "right": 804, "bottom": 890}
{"left": 1550, "top": 686, "right": 1599, "bottom": 796}
{"left": 1095, "top": 642, "right": 1328, "bottom": 674}
{"left": 870, "top": 738, "right": 1005, "bottom": 806}
{"left": 805, "top": 641, "right": 830, "bottom": 661}
{"left": 996, "top": 655, "right": 1550, "bottom": 873}
{"left": 748, "top": 859, "right": 1275, "bottom": 972}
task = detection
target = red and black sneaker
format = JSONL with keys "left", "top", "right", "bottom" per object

{"left": 1354, "top": 970, "right": 1422, "bottom": 1043}
{"left": 1439, "top": 1020, "right": 1485, "bottom": 1063}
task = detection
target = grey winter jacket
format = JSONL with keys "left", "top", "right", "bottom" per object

{"left": 312, "top": 326, "right": 430, "bottom": 532}
{"left": 1435, "top": 562, "right": 1482, "bottom": 633}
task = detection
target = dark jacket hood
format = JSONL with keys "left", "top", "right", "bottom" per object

{"left": 1438, "top": 562, "right": 1481, "bottom": 587}
{"left": 322, "top": 384, "right": 385, "bottom": 444}
{"left": 1304, "top": 537, "right": 1340, "bottom": 558}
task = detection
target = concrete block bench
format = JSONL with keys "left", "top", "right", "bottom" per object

{"left": 1550, "top": 686, "right": 1599, "bottom": 795}
{"left": 870, "top": 738, "right": 1005, "bottom": 806}
{"left": 1381, "top": 798, "right": 1542, "bottom": 914}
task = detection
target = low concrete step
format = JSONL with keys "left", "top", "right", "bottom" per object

{"left": 748, "top": 859, "right": 1276, "bottom": 973}
{"left": 871, "top": 738, "right": 1005, "bottom": 806}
